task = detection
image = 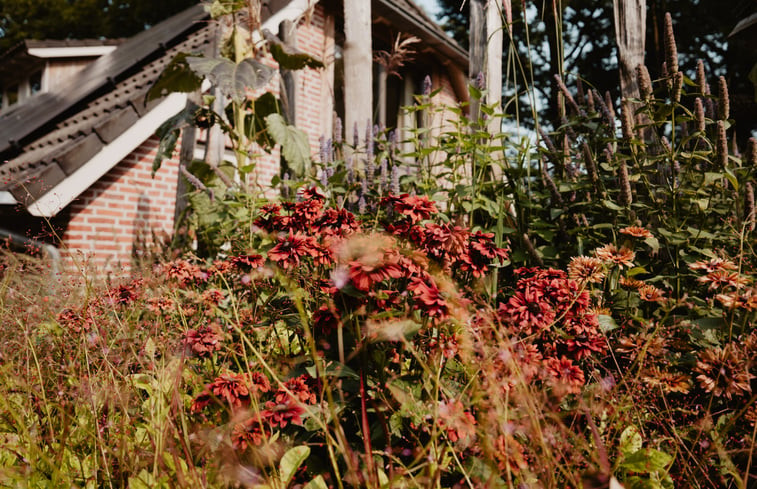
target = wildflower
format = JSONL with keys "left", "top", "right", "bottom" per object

{"left": 262, "top": 398, "right": 305, "bottom": 428}
{"left": 567, "top": 256, "right": 605, "bottom": 284}
{"left": 499, "top": 286, "right": 556, "bottom": 334}
{"left": 274, "top": 375, "right": 317, "bottom": 405}
{"left": 618, "top": 161, "right": 632, "bottom": 206}
{"left": 636, "top": 64, "right": 653, "bottom": 100}
{"left": 619, "top": 276, "right": 645, "bottom": 290}
{"left": 695, "top": 345, "right": 754, "bottom": 399}
{"left": 641, "top": 367, "right": 691, "bottom": 394}
{"left": 462, "top": 231, "right": 509, "bottom": 277}
{"left": 408, "top": 276, "right": 449, "bottom": 320}
{"left": 57, "top": 308, "right": 93, "bottom": 333}
{"left": 146, "top": 297, "right": 175, "bottom": 315}
{"left": 105, "top": 281, "right": 140, "bottom": 305}
{"left": 164, "top": 259, "right": 206, "bottom": 286}
{"left": 664, "top": 12, "right": 678, "bottom": 74}
{"left": 718, "top": 76, "right": 729, "bottom": 121}
{"left": 696, "top": 59, "right": 707, "bottom": 94}
{"left": 697, "top": 270, "right": 748, "bottom": 290}
{"left": 717, "top": 120, "right": 728, "bottom": 167}
{"left": 437, "top": 399, "right": 477, "bottom": 446}
{"left": 232, "top": 253, "right": 264, "bottom": 270}
{"left": 493, "top": 434, "right": 528, "bottom": 474}
{"left": 382, "top": 193, "right": 437, "bottom": 224}
{"left": 232, "top": 415, "right": 271, "bottom": 450}
{"left": 593, "top": 244, "right": 635, "bottom": 269}
{"left": 183, "top": 323, "right": 224, "bottom": 358}
{"left": 201, "top": 288, "right": 224, "bottom": 306}
{"left": 312, "top": 306, "right": 339, "bottom": 336}
{"left": 638, "top": 284, "right": 665, "bottom": 302}
{"left": 192, "top": 373, "right": 254, "bottom": 413}
{"left": 267, "top": 231, "right": 320, "bottom": 269}
{"left": 544, "top": 356, "right": 585, "bottom": 394}
{"left": 348, "top": 250, "right": 403, "bottom": 291}
{"left": 620, "top": 226, "right": 653, "bottom": 239}
{"left": 689, "top": 257, "right": 737, "bottom": 273}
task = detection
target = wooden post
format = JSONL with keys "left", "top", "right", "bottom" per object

{"left": 343, "top": 0, "right": 372, "bottom": 147}
{"left": 469, "top": 0, "right": 486, "bottom": 121}
{"left": 279, "top": 20, "right": 297, "bottom": 126}
{"left": 486, "top": 0, "right": 503, "bottom": 131}
{"left": 174, "top": 96, "right": 198, "bottom": 229}
{"left": 613, "top": 0, "right": 646, "bottom": 100}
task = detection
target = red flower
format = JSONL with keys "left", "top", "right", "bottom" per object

{"left": 314, "top": 208, "right": 360, "bottom": 238}
{"left": 274, "top": 374, "right": 317, "bottom": 405}
{"left": 348, "top": 248, "right": 403, "bottom": 291}
{"left": 191, "top": 373, "right": 253, "bottom": 413}
{"left": 382, "top": 193, "right": 438, "bottom": 223}
{"left": 268, "top": 231, "right": 319, "bottom": 269}
{"left": 461, "top": 231, "right": 508, "bottom": 277}
{"left": 232, "top": 415, "right": 272, "bottom": 450}
{"left": 262, "top": 399, "right": 305, "bottom": 428}
{"left": 408, "top": 276, "right": 449, "bottom": 319}
{"left": 312, "top": 306, "right": 339, "bottom": 335}
{"left": 544, "top": 356, "right": 585, "bottom": 394}
{"left": 183, "top": 323, "right": 224, "bottom": 358}
{"left": 232, "top": 253, "right": 264, "bottom": 270}
{"left": 499, "top": 286, "right": 556, "bottom": 334}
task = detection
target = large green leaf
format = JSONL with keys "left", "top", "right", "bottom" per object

{"left": 280, "top": 445, "right": 310, "bottom": 487}
{"left": 152, "top": 103, "right": 197, "bottom": 175}
{"left": 264, "top": 30, "right": 324, "bottom": 70}
{"left": 186, "top": 56, "right": 275, "bottom": 101}
{"left": 265, "top": 113, "right": 311, "bottom": 176}
{"left": 147, "top": 53, "right": 203, "bottom": 102}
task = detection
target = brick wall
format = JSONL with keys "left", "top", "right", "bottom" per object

{"left": 56, "top": 4, "right": 466, "bottom": 272}
{"left": 61, "top": 136, "right": 179, "bottom": 272}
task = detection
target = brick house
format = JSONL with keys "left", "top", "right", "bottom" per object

{"left": 0, "top": 0, "right": 468, "bottom": 272}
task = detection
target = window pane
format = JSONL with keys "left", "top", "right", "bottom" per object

{"left": 30, "top": 72, "right": 42, "bottom": 94}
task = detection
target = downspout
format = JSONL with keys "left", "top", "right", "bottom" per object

{"left": 0, "top": 228, "right": 62, "bottom": 276}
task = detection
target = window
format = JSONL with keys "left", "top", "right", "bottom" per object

{"left": 29, "top": 71, "right": 42, "bottom": 95}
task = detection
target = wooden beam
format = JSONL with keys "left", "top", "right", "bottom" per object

{"left": 343, "top": 0, "right": 373, "bottom": 148}
{"left": 469, "top": 0, "right": 486, "bottom": 121}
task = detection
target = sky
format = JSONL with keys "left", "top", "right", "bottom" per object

{"left": 414, "top": 0, "right": 443, "bottom": 19}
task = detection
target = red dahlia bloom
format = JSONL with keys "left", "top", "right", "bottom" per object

{"left": 383, "top": 193, "right": 438, "bottom": 223}
{"left": 268, "top": 231, "right": 320, "bottom": 269}
{"left": 408, "top": 276, "right": 449, "bottom": 319}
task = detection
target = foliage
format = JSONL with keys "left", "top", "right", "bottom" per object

{"left": 0, "top": 0, "right": 198, "bottom": 52}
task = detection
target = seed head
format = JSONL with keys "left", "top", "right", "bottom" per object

{"left": 694, "top": 98, "right": 706, "bottom": 133}
{"left": 718, "top": 76, "right": 729, "bottom": 121}
{"left": 716, "top": 121, "right": 728, "bottom": 168}
{"left": 586, "top": 90, "right": 596, "bottom": 113}
{"left": 672, "top": 72, "right": 683, "bottom": 103}
{"left": 636, "top": 64, "right": 653, "bottom": 100}
{"left": 621, "top": 100, "right": 635, "bottom": 141}
{"left": 696, "top": 59, "right": 707, "bottom": 95}
{"left": 746, "top": 137, "right": 757, "bottom": 167}
{"left": 664, "top": 13, "right": 679, "bottom": 74}
{"left": 618, "top": 161, "right": 632, "bottom": 206}
{"left": 745, "top": 182, "right": 755, "bottom": 232}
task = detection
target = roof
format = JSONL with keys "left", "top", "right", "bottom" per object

{"left": 373, "top": 0, "right": 467, "bottom": 69}
{"left": 0, "top": 0, "right": 467, "bottom": 216}
{"left": 0, "top": 4, "right": 209, "bottom": 156}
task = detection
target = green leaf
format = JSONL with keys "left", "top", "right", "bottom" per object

{"left": 598, "top": 314, "right": 619, "bottom": 333}
{"left": 152, "top": 104, "right": 196, "bottom": 174}
{"left": 280, "top": 445, "right": 310, "bottom": 487}
{"left": 147, "top": 53, "right": 203, "bottom": 102}
{"left": 264, "top": 30, "right": 324, "bottom": 70}
{"left": 643, "top": 236, "right": 660, "bottom": 252}
{"left": 621, "top": 448, "right": 672, "bottom": 473}
{"left": 186, "top": 56, "right": 275, "bottom": 101}
{"left": 265, "top": 113, "right": 311, "bottom": 176}
{"left": 619, "top": 426, "right": 643, "bottom": 456}
{"left": 303, "top": 475, "right": 328, "bottom": 489}
{"left": 603, "top": 199, "right": 624, "bottom": 211}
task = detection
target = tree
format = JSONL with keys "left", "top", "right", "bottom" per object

{"left": 0, "top": 0, "right": 198, "bottom": 53}
{"left": 437, "top": 0, "right": 756, "bottom": 129}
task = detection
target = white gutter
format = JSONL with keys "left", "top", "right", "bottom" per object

{"left": 28, "top": 46, "right": 118, "bottom": 58}
{"left": 27, "top": 92, "right": 188, "bottom": 217}
{"left": 0, "top": 191, "right": 17, "bottom": 205}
